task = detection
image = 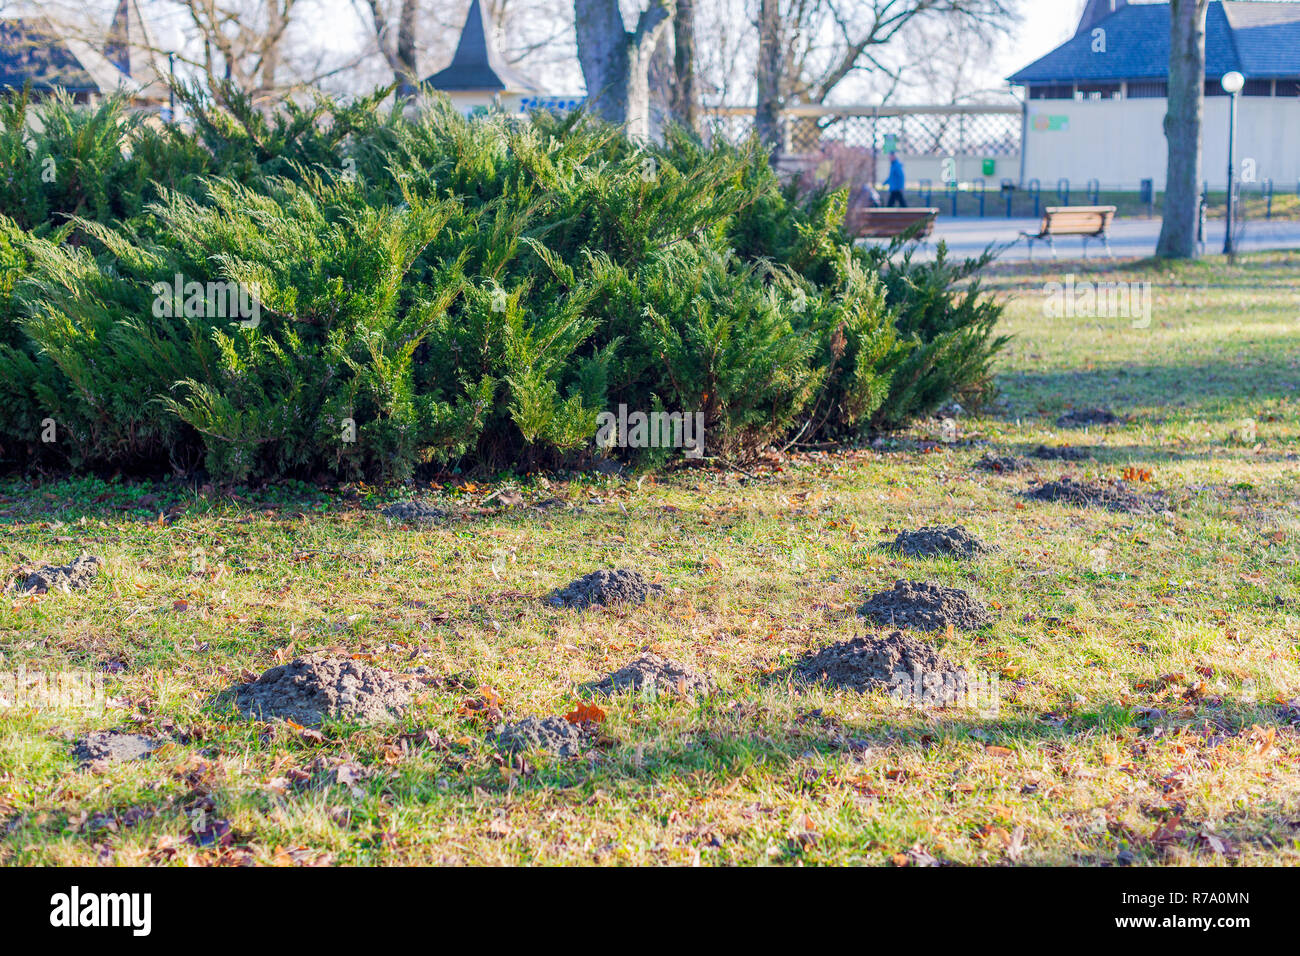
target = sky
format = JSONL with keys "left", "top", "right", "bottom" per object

{"left": 992, "top": 1, "right": 1085, "bottom": 84}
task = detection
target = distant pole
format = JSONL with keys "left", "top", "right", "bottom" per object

{"left": 1221, "top": 72, "right": 1244, "bottom": 257}
{"left": 168, "top": 52, "right": 175, "bottom": 119}
{"left": 1019, "top": 95, "right": 1028, "bottom": 187}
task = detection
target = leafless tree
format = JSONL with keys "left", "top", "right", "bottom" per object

{"left": 574, "top": 0, "right": 674, "bottom": 139}
{"left": 645, "top": 0, "right": 697, "bottom": 132}
{"left": 752, "top": 0, "right": 1017, "bottom": 148}
{"left": 1156, "top": 0, "right": 1209, "bottom": 259}
{"left": 355, "top": 0, "right": 420, "bottom": 97}
{"left": 350, "top": 0, "right": 579, "bottom": 101}
{"left": 175, "top": 0, "right": 302, "bottom": 94}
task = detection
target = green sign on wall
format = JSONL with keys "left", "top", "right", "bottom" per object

{"left": 982, "top": 159, "right": 996, "bottom": 176}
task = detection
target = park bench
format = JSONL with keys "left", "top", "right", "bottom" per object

{"left": 1021, "top": 205, "right": 1117, "bottom": 259}
{"left": 845, "top": 205, "right": 940, "bottom": 242}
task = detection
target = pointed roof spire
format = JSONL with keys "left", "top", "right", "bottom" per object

{"left": 101, "top": 0, "right": 167, "bottom": 98}
{"left": 422, "top": 0, "right": 540, "bottom": 93}
{"left": 1075, "top": 0, "right": 1128, "bottom": 37}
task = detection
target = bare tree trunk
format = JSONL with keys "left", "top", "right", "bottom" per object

{"left": 670, "top": 0, "right": 698, "bottom": 131}
{"left": 394, "top": 0, "right": 418, "bottom": 98}
{"left": 648, "top": 28, "right": 674, "bottom": 140}
{"left": 755, "top": 0, "right": 783, "bottom": 152}
{"left": 363, "top": 0, "right": 419, "bottom": 97}
{"left": 1157, "top": 0, "right": 1208, "bottom": 259}
{"left": 576, "top": 0, "right": 675, "bottom": 140}
{"left": 260, "top": 3, "right": 284, "bottom": 94}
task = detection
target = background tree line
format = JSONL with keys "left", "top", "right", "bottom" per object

{"left": 13, "top": 0, "right": 1214, "bottom": 259}
{"left": 25, "top": 0, "right": 1020, "bottom": 140}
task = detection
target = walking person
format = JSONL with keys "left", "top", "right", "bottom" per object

{"left": 885, "top": 152, "right": 908, "bottom": 207}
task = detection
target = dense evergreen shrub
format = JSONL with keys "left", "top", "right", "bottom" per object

{"left": 0, "top": 88, "right": 1007, "bottom": 480}
{"left": 861, "top": 242, "right": 1011, "bottom": 426}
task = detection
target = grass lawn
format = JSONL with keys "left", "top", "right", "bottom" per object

{"left": 2, "top": 252, "right": 1298, "bottom": 867}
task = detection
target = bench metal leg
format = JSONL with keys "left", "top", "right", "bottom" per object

{"left": 1047, "top": 236, "right": 1057, "bottom": 259}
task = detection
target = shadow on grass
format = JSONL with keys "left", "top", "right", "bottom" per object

{"left": 999, "top": 357, "right": 1300, "bottom": 419}
{"left": 996, "top": 442, "right": 1300, "bottom": 467}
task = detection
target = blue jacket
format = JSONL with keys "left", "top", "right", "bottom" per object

{"left": 886, "top": 159, "right": 906, "bottom": 192}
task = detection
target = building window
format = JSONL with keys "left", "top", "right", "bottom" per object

{"left": 1243, "top": 79, "right": 1273, "bottom": 96}
{"left": 1275, "top": 79, "right": 1299, "bottom": 97}
{"left": 1205, "top": 79, "right": 1230, "bottom": 96}
{"left": 1029, "top": 84, "right": 1074, "bottom": 100}
{"left": 1127, "top": 80, "right": 1168, "bottom": 98}
{"left": 1076, "top": 82, "right": 1121, "bottom": 100}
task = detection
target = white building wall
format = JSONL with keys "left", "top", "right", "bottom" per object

{"left": 1022, "top": 96, "right": 1300, "bottom": 191}
{"left": 899, "top": 155, "right": 1021, "bottom": 187}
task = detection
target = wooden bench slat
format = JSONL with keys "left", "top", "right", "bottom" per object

{"left": 1037, "top": 205, "right": 1116, "bottom": 237}
{"left": 845, "top": 206, "right": 940, "bottom": 240}
{"left": 1022, "top": 205, "right": 1117, "bottom": 259}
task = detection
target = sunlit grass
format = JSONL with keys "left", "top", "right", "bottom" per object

{"left": 1, "top": 252, "right": 1298, "bottom": 866}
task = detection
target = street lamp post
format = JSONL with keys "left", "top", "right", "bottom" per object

{"left": 1221, "top": 71, "right": 1244, "bottom": 257}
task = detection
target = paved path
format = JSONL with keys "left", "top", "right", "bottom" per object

{"left": 869, "top": 216, "right": 1300, "bottom": 261}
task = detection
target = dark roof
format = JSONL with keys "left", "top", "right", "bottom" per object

{"left": 1224, "top": 1, "right": 1300, "bottom": 74}
{"left": 0, "top": 18, "right": 101, "bottom": 93}
{"left": 1075, "top": 0, "right": 1129, "bottom": 37}
{"left": 1009, "top": 1, "right": 1300, "bottom": 84}
{"left": 104, "top": 0, "right": 132, "bottom": 75}
{"left": 421, "top": 0, "right": 539, "bottom": 93}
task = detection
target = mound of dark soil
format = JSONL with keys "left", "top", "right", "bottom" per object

{"left": 1032, "top": 444, "right": 1091, "bottom": 461}
{"left": 1023, "top": 477, "right": 1157, "bottom": 513}
{"left": 585, "top": 652, "right": 714, "bottom": 696}
{"left": 490, "top": 716, "right": 584, "bottom": 756}
{"left": 859, "top": 580, "right": 993, "bottom": 631}
{"left": 885, "top": 526, "right": 993, "bottom": 560}
{"left": 795, "top": 631, "right": 968, "bottom": 703}
{"left": 74, "top": 731, "right": 161, "bottom": 767}
{"left": 380, "top": 500, "right": 447, "bottom": 523}
{"left": 22, "top": 555, "right": 101, "bottom": 594}
{"left": 548, "top": 568, "right": 664, "bottom": 610}
{"left": 231, "top": 654, "right": 411, "bottom": 726}
{"left": 974, "top": 453, "right": 1028, "bottom": 473}
{"left": 1057, "top": 407, "right": 1123, "bottom": 428}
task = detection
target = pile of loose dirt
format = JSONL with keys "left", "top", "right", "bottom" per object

{"left": 73, "top": 730, "right": 161, "bottom": 767}
{"left": 490, "top": 716, "right": 584, "bottom": 757}
{"left": 1032, "top": 444, "right": 1091, "bottom": 461}
{"left": 585, "top": 652, "right": 714, "bottom": 696}
{"left": 885, "top": 526, "right": 993, "bottom": 560}
{"left": 380, "top": 500, "right": 447, "bottom": 523}
{"left": 859, "top": 580, "right": 993, "bottom": 631}
{"left": 1057, "top": 407, "right": 1124, "bottom": 428}
{"left": 231, "top": 654, "right": 411, "bottom": 726}
{"left": 795, "top": 631, "right": 968, "bottom": 702}
{"left": 22, "top": 555, "right": 101, "bottom": 594}
{"left": 1023, "top": 477, "right": 1157, "bottom": 513}
{"left": 548, "top": 568, "right": 664, "bottom": 610}
{"left": 974, "top": 453, "right": 1028, "bottom": 473}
